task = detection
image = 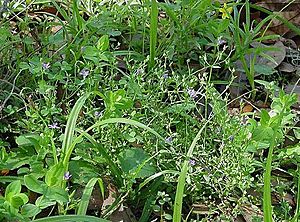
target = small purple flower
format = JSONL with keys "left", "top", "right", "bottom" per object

{"left": 135, "top": 69, "right": 143, "bottom": 75}
{"left": 162, "top": 73, "right": 169, "bottom": 79}
{"left": 79, "top": 68, "right": 89, "bottom": 78}
{"left": 42, "top": 62, "right": 50, "bottom": 70}
{"left": 94, "top": 111, "right": 103, "bottom": 118}
{"left": 165, "top": 137, "right": 173, "bottom": 143}
{"left": 189, "top": 159, "right": 196, "bottom": 166}
{"left": 187, "top": 88, "right": 197, "bottom": 99}
{"left": 64, "top": 171, "right": 72, "bottom": 180}
{"left": 48, "top": 122, "right": 59, "bottom": 129}
{"left": 229, "top": 135, "right": 234, "bottom": 141}
{"left": 217, "top": 38, "right": 226, "bottom": 46}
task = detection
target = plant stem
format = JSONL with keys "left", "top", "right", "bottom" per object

{"left": 263, "top": 131, "right": 277, "bottom": 222}
{"left": 292, "top": 166, "right": 300, "bottom": 221}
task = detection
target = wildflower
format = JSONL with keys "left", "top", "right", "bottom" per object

{"left": 42, "top": 62, "right": 50, "bottom": 70}
{"left": 79, "top": 68, "right": 89, "bottom": 78}
{"left": 219, "top": 3, "right": 233, "bottom": 19}
{"left": 165, "top": 136, "right": 173, "bottom": 143}
{"left": 162, "top": 73, "right": 169, "bottom": 79}
{"left": 94, "top": 110, "right": 103, "bottom": 118}
{"left": 187, "top": 88, "right": 197, "bottom": 99}
{"left": 135, "top": 68, "right": 143, "bottom": 75}
{"left": 189, "top": 159, "right": 196, "bottom": 166}
{"left": 229, "top": 135, "right": 234, "bottom": 141}
{"left": 48, "top": 122, "right": 59, "bottom": 129}
{"left": 217, "top": 37, "right": 226, "bottom": 46}
{"left": 64, "top": 171, "right": 72, "bottom": 180}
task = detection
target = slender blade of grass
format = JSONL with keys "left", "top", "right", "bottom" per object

{"left": 173, "top": 124, "right": 207, "bottom": 222}
{"left": 31, "top": 215, "right": 109, "bottom": 222}
{"left": 77, "top": 177, "right": 104, "bottom": 215}
{"left": 64, "top": 117, "right": 166, "bottom": 171}
{"left": 61, "top": 93, "right": 91, "bottom": 167}
{"left": 149, "top": 0, "right": 158, "bottom": 69}
{"left": 263, "top": 131, "right": 277, "bottom": 222}
{"left": 77, "top": 130, "right": 123, "bottom": 188}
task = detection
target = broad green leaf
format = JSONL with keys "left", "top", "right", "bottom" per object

{"left": 97, "top": 35, "right": 109, "bottom": 51}
{"left": 260, "top": 110, "right": 270, "bottom": 126}
{"left": 44, "top": 186, "right": 69, "bottom": 204}
{"left": 286, "top": 145, "right": 300, "bottom": 156}
{"left": 45, "top": 162, "right": 64, "bottom": 187}
{"left": 35, "top": 196, "right": 56, "bottom": 209}
{"left": 5, "top": 180, "right": 21, "bottom": 197}
{"left": 10, "top": 193, "right": 28, "bottom": 208}
{"left": 119, "top": 148, "right": 156, "bottom": 178}
{"left": 294, "top": 128, "right": 300, "bottom": 140}
{"left": 252, "top": 126, "right": 274, "bottom": 143}
{"left": 21, "top": 203, "right": 41, "bottom": 218}
{"left": 24, "top": 175, "right": 44, "bottom": 194}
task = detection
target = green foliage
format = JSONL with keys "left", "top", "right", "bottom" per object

{"left": 0, "top": 0, "right": 299, "bottom": 221}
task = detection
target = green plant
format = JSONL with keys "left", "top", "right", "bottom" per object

{"left": 247, "top": 90, "right": 297, "bottom": 221}
{"left": 0, "top": 180, "right": 35, "bottom": 221}
{"left": 149, "top": 0, "right": 158, "bottom": 69}
{"left": 229, "top": 0, "right": 280, "bottom": 99}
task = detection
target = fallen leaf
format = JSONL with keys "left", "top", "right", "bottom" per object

{"left": 278, "top": 61, "right": 295, "bottom": 72}
{"left": 242, "top": 104, "right": 254, "bottom": 113}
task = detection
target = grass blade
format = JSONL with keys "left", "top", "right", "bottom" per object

{"left": 77, "top": 178, "right": 104, "bottom": 215}
{"left": 64, "top": 117, "right": 166, "bottom": 172}
{"left": 31, "top": 215, "right": 109, "bottom": 222}
{"left": 173, "top": 124, "right": 207, "bottom": 222}
{"left": 77, "top": 130, "right": 123, "bottom": 188}
{"left": 263, "top": 132, "right": 277, "bottom": 222}
{"left": 61, "top": 93, "right": 91, "bottom": 167}
{"left": 292, "top": 166, "right": 300, "bottom": 222}
{"left": 149, "top": 0, "right": 158, "bottom": 69}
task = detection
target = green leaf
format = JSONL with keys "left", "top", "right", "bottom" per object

{"left": 31, "top": 215, "right": 109, "bottom": 222}
{"left": 119, "top": 148, "right": 156, "bottom": 178}
{"left": 45, "top": 163, "right": 64, "bottom": 187}
{"left": 294, "top": 129, "right": 300, "bottom": 140}
{"left": 44, "top": 186, "right": 69, "bottom": 204}
{"left": 286, "top": 145, "right": 300, "bottom": 156}
{"left": 24, "top": 175, "right": 44, "bottom": 194}
{"left": 252, "top": 126, "right": 274, "bottom": 143}
{"left": 61, "top": 93, "right": 92, "bottom": 168}
{"left": 21, "top": 203, "right": 41, "bottom": 218}
{"left": 260, "top": 110, "right": 270, "bottom": 126}
{"left": 77, "top": 178, "right": 104, "bottom": 215}
{"left": 5, "top": 180, "right": 21, "bottom": 197}
{"left": 97, "top": 35, "right": 109, "bottom": 51}
{"left": 254, "top": 64, "right": 276, "bottom": 76}
{"left": 35, "top": 196, "right": 56, "bottom": 209}
{"left": 10, "top": 193, "right": 28, "bottom": 208}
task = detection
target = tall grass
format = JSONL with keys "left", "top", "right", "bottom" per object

{"left": 31, "top": 215, "right": 109, "bottom": 222}
{"left": 77, "top": 178, "right": 104, "bottom": 215}
{"left": 173, "top": 123, "right": 208, "bottom": 222}
{"left": 149, "top": 0, "right": 158, "bottom": 69}
{"left": 60, "top": 92, "right": 165, "bottom": 185}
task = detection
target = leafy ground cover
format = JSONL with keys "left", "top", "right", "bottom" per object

{"left": 0, "top": 0, "right": 300, "bottom": 221}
